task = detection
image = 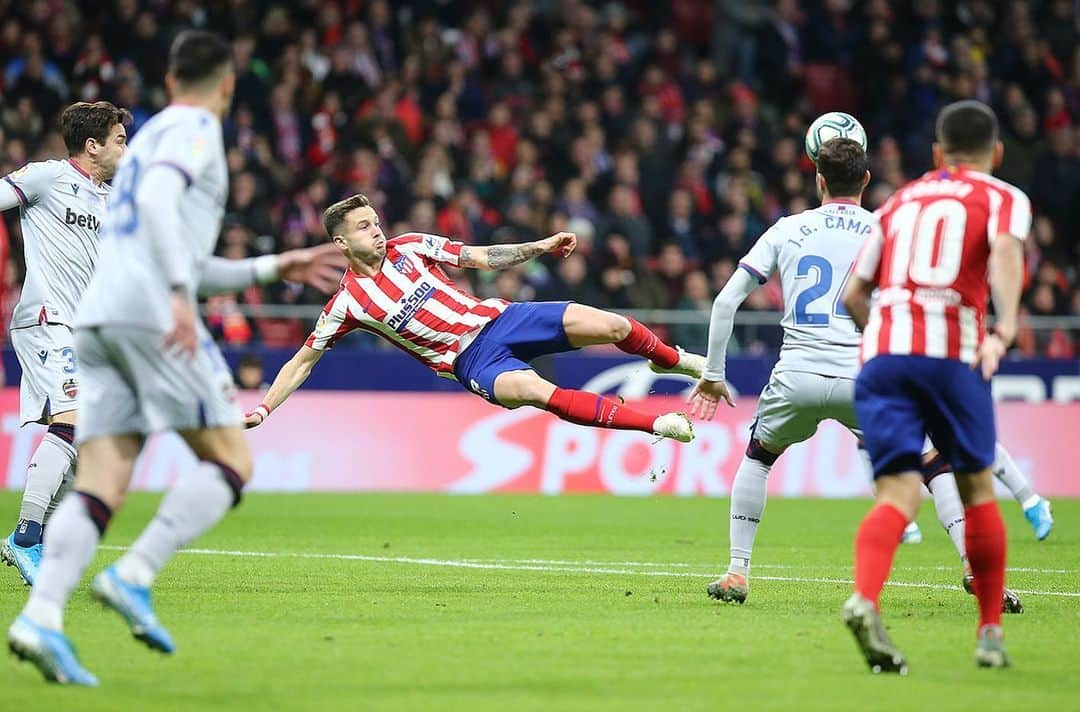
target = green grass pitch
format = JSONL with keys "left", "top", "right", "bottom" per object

{"left": 1, "top": 492, "right": 1076, "bottom": 711}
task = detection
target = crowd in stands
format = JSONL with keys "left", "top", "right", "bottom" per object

{"left": 0, "top": 0, "right": 1077, "bottom": 356}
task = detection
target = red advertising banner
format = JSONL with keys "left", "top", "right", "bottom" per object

{"left": 0, "top": 389, "right": 1076, "bottom": 496}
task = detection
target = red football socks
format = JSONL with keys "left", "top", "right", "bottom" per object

{"left": 615, "top": 318, "right": 680, "bottom": 369}
{"left": 545, "top": 388, "right": 657, "bottom": 433}
{"left": 964, "top": 501, "right": 1007, "bottom": 629}
{"left": 853, "top": 503, "right": 909, "bottom": 608}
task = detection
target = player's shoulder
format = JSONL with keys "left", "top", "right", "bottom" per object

{"left": 762, "top": 213, "right": 802, "bottom": 238}
{"left": 8, "top": 159, "right": 65, "bottom": 182}
{"left": 389, "top": 232, "right": 448, "bottom": 253}
{"left": 388, "top": 232, "right": 427, "bottom": 247}
{"left": 959, "top": 169, "right": 1030, "bottom": 206}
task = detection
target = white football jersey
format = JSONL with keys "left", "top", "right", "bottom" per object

{"left": 738, "top": 200, "right": 880, "bottom": 378}
{"left": 77, "top": 105, "right": 227, "bottom": 332}
{"left": 2, "top": 159, "right": 109, "bottom": 328}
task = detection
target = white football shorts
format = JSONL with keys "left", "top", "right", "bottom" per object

{"left": 10, "top": 323, "right": 80, "bottom": 426}
{"left": 74, "top": 323, "right": 241, "bottom": 443}
{"left": 751, "top": 369, "right": 861, "bottom": 451}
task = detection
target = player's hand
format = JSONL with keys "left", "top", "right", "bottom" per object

{"left": 277, "top": 244, "right": 347, "bottom": 293}
{"left": 973, "top": 332, "right": 1008, "bottom": 380}
{"left": 164, "top": 291, "right": 199, "bottom": 359}
{"left": 244, "top": 403, "right": 270, "bottom": 429}
{"left": 687, "top": 378, "right": 736, "bottom": 420}
{"left": 538, "top": 232, "right": 577, "bottom": 258}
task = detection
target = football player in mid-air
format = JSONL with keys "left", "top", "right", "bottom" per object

{"left": 8, "top": 30, "right": 344, "bottom": 686}
{"left": 244, "top": 193, "right": 703, "bottom": 441}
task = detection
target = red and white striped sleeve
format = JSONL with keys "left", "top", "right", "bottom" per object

{"left": 305, "top": 289, "right": 358, "bottom": 351}
{"left": 390, "top": 233, "right": 464, "bottom": 267}
{"left": 986, "top": 181, "right": 1032, "bottom": 243}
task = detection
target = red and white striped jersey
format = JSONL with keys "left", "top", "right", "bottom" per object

{"left": 853, "top": 167, "right": 1030, "bottom": 364}
{"left": 305, "top": 233, "right": 508, "bottom": 377}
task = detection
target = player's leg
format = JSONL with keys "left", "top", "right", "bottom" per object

{"left": 2, "top": 414, "right": 77, "bottom": 585}
{"left": 954, "top": 467, "right": 1011, "bottom": 666}
{"left": 991, "top": 442, "right": 1053, "bottom": 540}
{"left": 922, "top": 448, "right": 1023, "bottom": 613}
{"left": 3, "top": 326, "right": 80, "bottom": 584}
{"left": 922, "top": 450, "right": 968, "bottom": 564}
{"left": 111, "top": 425, "right": 251, "bottom": 595}
{"left": 708, "top": 372, "right": 819, "bottom": 603}
{"left": 9, "top": 433, "right": 140, "bottom": 687}
{"left": 844, "top": 356, "right": 926, "bottom": 674}
{"left": 929, "top": 359, "right": 1009, "bottom": 667}
{"left": 90, "top": 325, "right": 250, "bottom": 654}
{"left": 8, "top": 327, "right": 142, "bottom": 685}
{"left": 561, "top": 303, "right": 703, "bottom": 377}
{"left": 493, "top": 369, "right": 693, "bottom": 441}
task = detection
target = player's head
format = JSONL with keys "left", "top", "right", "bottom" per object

{"left": 165, "top": 30, "right": 235, "bottom": 118}
{"left": 61, "top": 101, "right": 132, "bottom": 180}
{"left": 933, "top": 100, "right": 1003, "bottom": 170}
{"left": 814, "top": 138, "right": 870, "bottom": 202}
{"left": 324, "top": 194, "right": 385, "bottom": 264}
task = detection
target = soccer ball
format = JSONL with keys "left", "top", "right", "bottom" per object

{"left": 804, "top": 112, "right": 868, "bottom": 163}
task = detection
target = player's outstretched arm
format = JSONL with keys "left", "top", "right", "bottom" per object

{"left": 458, "top": 232, "right": 577, "bottom": 270}
{"left": 199, "top": 244, "right": 346, "bottom": 296}
{"left": 976, "top": 232, "right": 1024, "bottom": 378}
{"left": 688, "top": 268, "right": 757, "bottom": 419}
{"left": 244, "top": 345, "right": 325, "bottom": 428}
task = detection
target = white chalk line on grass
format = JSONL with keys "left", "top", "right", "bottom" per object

{"left": 456, "top": 558, "right": 1077, "bottom": 575}
{"left": 97, "top": 546, "right": 1080, "bottom": 598}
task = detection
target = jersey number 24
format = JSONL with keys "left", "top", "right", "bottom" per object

{"left": 794, "top": 255, "right": 851, "bottom": 326}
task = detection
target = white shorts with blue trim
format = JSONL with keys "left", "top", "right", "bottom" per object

{"left": 11, "top": 323, "right": 80, "bottom": 426}
{"left": 74, "top": 323, "right": 240, "bottom": 443}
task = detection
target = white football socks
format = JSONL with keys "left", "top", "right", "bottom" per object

{"left": 22, "top": 494, "right": 101, "bottom": 631}
{"left": 115, "top": 461, "right": 238, "bottom": 588}
{"left": 927, "top": 473, "right": 967, "bottom": 566}
{"left": 728, "top": 456, "right": 771, "bottom": 578}
{"left": 992, "top": 443, "right": 1038, "bottom": 510}
{"left": 17, "top": 432, "right": 76, "bottom": 529}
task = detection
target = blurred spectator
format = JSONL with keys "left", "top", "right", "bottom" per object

{"left": 235, "top": 354, "right": 267, "bottom": 390}
{"left": 0, "top": 0, "right": 1074, "bottom": 357}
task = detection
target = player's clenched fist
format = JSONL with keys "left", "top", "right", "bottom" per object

{"left": 539, "top": 232, "right": 577, "bottom": 258}
{"left": 244, "top": 403, "right": 270, "bottom": 429}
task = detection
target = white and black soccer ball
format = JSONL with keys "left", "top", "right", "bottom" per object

{"left": 804, "top": 112, "right": 868, "bottom": 163}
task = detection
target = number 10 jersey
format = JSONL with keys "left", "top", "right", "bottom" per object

{"left": 853, "top": 167, "right": 1030, "bottom": 365}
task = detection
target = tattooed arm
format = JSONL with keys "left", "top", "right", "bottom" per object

{"left": 458, "top": 232, "right": 578, "bottom": 270}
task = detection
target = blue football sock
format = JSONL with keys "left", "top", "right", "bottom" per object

{"left": 14, "top": 518, "right": 43, "bottom": 547}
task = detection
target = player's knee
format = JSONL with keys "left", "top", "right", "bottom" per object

{"left": 227, "top": 447, "right": 254, "bottom": 483}
{"left": 746, "top": 438, "right": 781, "bottom": 465}
{"left": 607, "top": 313, "right": 631, "bottom": 342}
{"left": 515, "top": 382, "right": 552, "bottom": 408}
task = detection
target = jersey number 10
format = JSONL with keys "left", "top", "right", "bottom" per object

{"left": 886, "top": 198, "right": 966, "bottom": 287}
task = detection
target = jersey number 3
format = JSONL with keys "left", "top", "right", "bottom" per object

{"left": 794, "top": 255, "right": 850, "bottom": 326}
